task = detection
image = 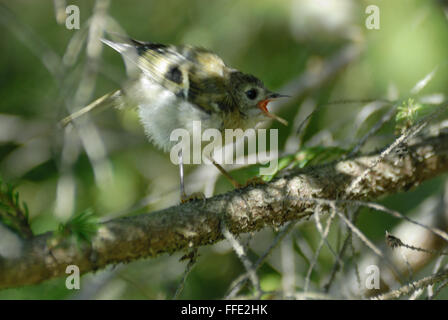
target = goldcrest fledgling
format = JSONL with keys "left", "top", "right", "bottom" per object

{"left": 61, "top": 36, "right": 288, "bottom": 201}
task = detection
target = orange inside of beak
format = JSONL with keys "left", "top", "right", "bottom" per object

{"left": 257, "top": 99, "right": 288, "bottom": 126}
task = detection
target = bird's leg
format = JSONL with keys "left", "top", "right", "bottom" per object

{"left": 178, "top": 149, "right": 187, "bottom": 201}
{"left": 207, "top": 154, "right": 266, "bottom": 188}
{"left": 207, "top": 156, "right": 242, "bottom": 188}
{"left": 179, "top": 149, "right": 205, "bottom": 203}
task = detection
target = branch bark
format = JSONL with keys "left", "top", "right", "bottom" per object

{"left": 1, "top": 133, "right": 448, "bottom": 289}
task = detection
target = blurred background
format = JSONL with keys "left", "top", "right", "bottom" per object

{"left": 1, "top": 0, "right": 448, "bottom": 299}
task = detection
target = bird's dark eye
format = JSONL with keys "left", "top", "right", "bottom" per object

{"left": 245, "top": 89, "right": 258, "bottom": 100}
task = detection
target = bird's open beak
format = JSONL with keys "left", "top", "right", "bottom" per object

{"left": 257, "top": 92, "right": 290, "bottom": 126}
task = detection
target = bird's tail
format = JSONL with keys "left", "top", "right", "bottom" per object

{"left": 59, "top": 89, "right": 123, "bottom": 128}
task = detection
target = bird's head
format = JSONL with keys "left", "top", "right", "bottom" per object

{"left": 229, "top": 71, "right": 289, "bottom": 126}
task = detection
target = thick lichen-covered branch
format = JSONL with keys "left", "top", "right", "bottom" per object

{"left": 1, "top": 133, "right": 448, "bottom": 289}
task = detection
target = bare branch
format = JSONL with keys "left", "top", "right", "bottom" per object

{"left": 373, "top": 269, "right": 448, "bottom": 300}
{"left": 1, "top": 132, "right": 448, "bottom": 289}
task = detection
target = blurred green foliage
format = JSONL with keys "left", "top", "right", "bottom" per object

{"left": 1, "top": 0, "right": 448, "bottom": 299}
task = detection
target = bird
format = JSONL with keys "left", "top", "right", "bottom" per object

{"left": 60, "top": 35, "right": 289, "bottom": 202}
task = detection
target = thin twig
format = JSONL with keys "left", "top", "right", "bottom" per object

{"left": 386, "top": 232, "right": 448, "bottom": 256}
{"left": 427, "top": 256, "right": 446, "bottom": 298}
{"left": 304, "top": 206, "right": 336, "bottom": 292}
{"left": 346, "top": 104, "right": 448, "bottom": 197}
{"left": 304, "top": 198, "right": 448, "bottom": 244}
{"left": 373, "top": 269, "right": 448, "bottom": 300}
{"left": 323, "top": 208, "right": 360, "bottom": 293}
{"left": 348, "top": 103, "right": 397, "bottom": 157}
{"left": 222, "top": 224, "right": 262, "bottom": 298}
{"left": 429, "top": 279, "right": 448, "bottom": 300}
{"left": 173, "top": 248, "right": 199, "bottom": 300}
{"left": 225, "top": 222, "right": 296, "bottom": 299}
{"left": 334, "top": 206, "right": 403, "bottom": 281}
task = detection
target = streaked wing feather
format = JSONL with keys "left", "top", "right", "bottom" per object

{"left": 103, "top": 37, "right": 235, "bottom": 114}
